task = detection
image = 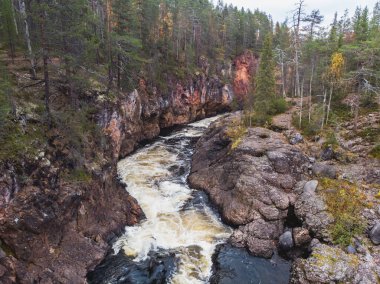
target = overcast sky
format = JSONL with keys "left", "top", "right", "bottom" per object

{"left": 222, "top": 0, "right": 378, "bottom": 25}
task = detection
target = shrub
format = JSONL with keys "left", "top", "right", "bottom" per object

{"left": 267, "top": 97, "right": 288, "bottom": 115}
{"left": 357, "top": 128, "right": 380, "bottom": 143}
{"left": 243, "top": 97, "right": 288, "bottom": 127}
{"left": 323, "top": 131, "right": 339, "bottom": 149}
{"left": 319, "top": 178, "right": 367, "bottom": 247}
{"left": 225, "top": 118, "right": 247, "bottom": 151}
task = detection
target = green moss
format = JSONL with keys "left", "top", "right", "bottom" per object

{"left": 357, "top": 128, "right": 380, "bottom": 143}
{"left": 0, "top": 118, "right": 45, "bottom": 161}
{"left": 62, "top": 168, "right": 92, "bottom": 184}
{"left": 319, "top": 178, "right": 367, "bottom": 247}
{"left": 369, "top": 145, "right": 380, "bottom": 159}
{"left": 323, "top": 131, "right": 339, "bottom": 150}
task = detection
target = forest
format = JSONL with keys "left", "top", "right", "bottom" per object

{"left": 1, "top": 0, "right": 379, "bottom": 138}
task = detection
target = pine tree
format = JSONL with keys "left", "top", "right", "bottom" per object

{"left": 359, "top": 7, "right": 369, "bottom": 41}
{"left": 370, "top": 2, "right": 380, "bottom": 38}
{"left": 0, "top": 0, "right": 18, "bottom": 62}
{"left": 304, "top": 9, "right": 324, "bottom": 39}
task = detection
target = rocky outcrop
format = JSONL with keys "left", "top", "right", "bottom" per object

{"left": 0, "top": 158, "right": 143, "bottom": 283}
{"left": 232, "top": 50, "right": 258, "bottom": 104}
{"left": 294, "top": 180, "right": 333, "bottom": 241}
{"left": 188, "top": 113, "right": 308, "bottom": 258}
{"left": 291, "top": 242, "right": 380, "bottom": 284}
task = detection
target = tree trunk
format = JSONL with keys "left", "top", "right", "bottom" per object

{"left": 353, "top": 95, "right": 359, "bottom": 133}
{"left": 293, "top": 1, "right": 304, "bottom": 98}
{"left": 321, "top": 87, "right": 327, "bottom": 129}
{"left": 308, "top": 59, "right": 315, "bottom": 122}
{"left": 117, "top": 53, "right": 121, "bottom": 90}
{"left": 19, "top": 0, "right": 37, "bottom": 79}
{"left": 299, "top": 77, "right": 304, "bottom": 128}
{"left": 11, "top": 0, "right": 18, "bottom": 35}
{"left": 105, "top": 0, "right": 113, "bottom": 95}
{"left": 326, "top": 85, "right": 333, "bottom": 124}
{"left": 38, "top": 1, "right": 51, "bottom": 125}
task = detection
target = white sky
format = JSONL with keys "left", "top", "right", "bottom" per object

{"left": 222, "top": 0, "right": 379, "bottom": 24}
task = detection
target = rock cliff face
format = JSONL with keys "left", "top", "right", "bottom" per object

{"left": 0, "top": 170, "right": 143, "bottom": 283}
{"left": 188, "top": 113, "right": 308, "bottom": 258}
{"left": 0, "top": 49, "right": 260, "bottom": 283}
{"left": 232, "top": 50, "right": 258, "bottom": 104}
{"left": 101, "top": 75, "right": 233, "bottom": 159}
{"left": 0, "top": 70, "right": 242, "bottom": 283}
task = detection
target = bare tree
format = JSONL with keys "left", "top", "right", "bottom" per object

{"left": 18, "top": 0, "right": 37, "bottom": 79}
{"left": 275, "top": 48, "right": 287, "bottom": 98}
{"left": 292, "top": 0, "right": 305, "bottom": 127}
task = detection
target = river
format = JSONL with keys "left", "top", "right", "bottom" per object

{"left": 88, "top": 116, "right": 291, "bottom": 284}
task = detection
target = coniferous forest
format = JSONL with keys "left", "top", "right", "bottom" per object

{"left": 0, "top": 0, "right": 379, "bottom": 283}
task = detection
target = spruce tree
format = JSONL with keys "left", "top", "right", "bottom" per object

{"left": 255, "top": 34, "right": 276, "bottom": 105}
{"left": 250, "top": 34, "right": 284, "bottom": 125}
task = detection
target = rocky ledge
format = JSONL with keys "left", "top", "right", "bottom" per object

{"left": 188, "top": 113, "right": 309, "bottom": 258}
{"left": 188, "top": 113, "right": 380, "bottom": 283}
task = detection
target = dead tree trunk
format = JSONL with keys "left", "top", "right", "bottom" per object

{"left": 19, "top": 0, "right": 37, "bottom": 79}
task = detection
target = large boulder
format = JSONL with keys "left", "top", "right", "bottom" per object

{"left": 370, "top": 222, "right": 380, "bottom": 245}
{"left": 189, "top": 113, "right": 308, "bottom": 257}
{"left": 294, "top": 180, "right": 333, "bottom": 241}
{"left": 279, "top": 231, "right": 294, "bottom": 251}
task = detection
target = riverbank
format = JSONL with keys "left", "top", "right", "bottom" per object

{"left": 188, "top": 112, "right": 380, "bottom": 283}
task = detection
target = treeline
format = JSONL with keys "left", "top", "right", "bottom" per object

{"left": 248, "top": 1, "right": 380, "bottom": 131}
{"left": 0, "top": 0, "right": 379, "bottom": 132}
{"left": 0, "top": 0, "right": 272, "bottom": 110}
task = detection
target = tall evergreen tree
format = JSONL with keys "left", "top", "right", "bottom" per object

{"left": 253, "top": 34, "right": 276, "bottom": 122}
{"left": 0, "top": 0, "right": 17, "bottom": 62}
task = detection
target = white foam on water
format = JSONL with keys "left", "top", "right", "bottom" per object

{"left": 114, "top": 118, "right": 232, "bottom": 283}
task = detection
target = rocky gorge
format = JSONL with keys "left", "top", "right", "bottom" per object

{"left": 0, "top": 46, "right": 379, "bottom": 283}
{"left": 0, "top": 52, "right": 257, "bottom": 283}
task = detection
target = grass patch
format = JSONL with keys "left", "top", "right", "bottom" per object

{"left": 0, "top": 120, "right": 46, "bottom": 161}
{"left": 369, "top": 144, "right": 380, "bottom": 159}
{"left": 225, "top": 118, "right": 247, "bottom": 151}
{"left": 319, "top": 178, "right": 367, "bottom": 247}
{"left": 61, "top": 168, "right": 92, "bottom": 184}
{"left": 323, "top": 131, "right": 339, "bottom": 150}
{"left": 357, "top": 128, "right": 380, "bottom": 143}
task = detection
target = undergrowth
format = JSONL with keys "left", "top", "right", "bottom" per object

{"left": 319, "top": 178, "right": 367, "bottom": 247}
{"left": 225, "top": 117, "right": 247, "bottom": 151}
{"left": 370, "top": 144, "right": 380, "bottom": 159}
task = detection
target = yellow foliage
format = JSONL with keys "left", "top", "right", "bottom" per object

{"left": 329, "top": 52, "right": 345, "bottom": 81}
{"left": 225, "top": 118, "right": 247, "bottom": 151}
